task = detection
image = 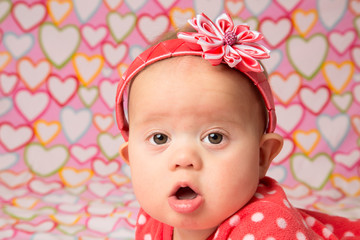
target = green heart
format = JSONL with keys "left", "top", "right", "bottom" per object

{"left": 290, "top": 152, "right": 334, "bottom": 190}
{"left": 78, "top": 86, "right": 99, "bottom": 108}
{"left": 4, "top": 205, "right": 56, "bottom": 221}
{"left": 39, "top": 22, "right": 80, "bottom": 69}
{"left": 0, "top": 0, "right": 11, "bottom": 23}
{"left": 331, "top": 91, "right": 353, "bottom": 113}
{"left": 57, "top": 224, "right": 86, "bottom": 235}
{"left": 24, "top": 143, "right": 69, "bottom": 177}
{"left": 107, "top": 12, "right": 136, "bottom": 43}
{"left": 286, "top": 34, "right": 329, "bottom": 80}
{"left": 97, "top": 132, "right": 124, "bottom": 160}
{"left": 355, "top": 16, "right": 360, "bottom": 38}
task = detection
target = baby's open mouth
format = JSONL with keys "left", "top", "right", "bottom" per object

{"left": 175, "top": 186, "right": 198, "bottom": 200}
{"left": 168, "top": 185, "right": 203, "bottom": 213}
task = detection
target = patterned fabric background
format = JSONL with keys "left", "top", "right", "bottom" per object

{"left": 0, "top": 0, "right": 359, "bottom": 239}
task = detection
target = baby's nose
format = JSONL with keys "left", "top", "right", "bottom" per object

{"left": 168, "top": 146, "right": 202, "bottom": 171}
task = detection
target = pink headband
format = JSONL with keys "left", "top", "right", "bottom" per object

{"left": 115, "top": 13, "right": 276, "bottom": 141}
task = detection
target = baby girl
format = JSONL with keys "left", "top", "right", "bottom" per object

{"left": 115, "top": 13, "right": 360, "bottom": 240}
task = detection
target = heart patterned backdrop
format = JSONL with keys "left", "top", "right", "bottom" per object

{"left": 0, "top": 0, "right": 359, "bottom": 239}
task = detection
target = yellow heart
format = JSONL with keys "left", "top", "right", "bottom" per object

{"left": 50, "top": 214, "right": 81, "bottom": 225}
{"left": 59, "top": 167, "right": 93, "bottom": 187}
{"left": 117, "top": 63, "right": 128, "bottom": 78}
{"left": 72, "top": 53, "right": 104, "bottom": 86}
{"left": 12, "top": 197, "right": 39, "bottom": 209}
{"left": 331, "top": 174, "right": 360, "bottom": 197}
{"left": 291, "top": 9, "right": 318, "bottom": 37}
{"left": 169, "top": 7, "right": 195, "bottom": 30}
{"left": 322, "top": 61, "right": 354, "bottom": 94}
{"left": 34, "top": 120, "right": 61, "bottom": 145}
{"left": 293, "top": 129, "right": 320, "bottom": 155}
{"left": 109, "top": 173, "right": 130, "bottom": 186}
{"left": 0, "top": 52, "right": 11, "bottom": 71}
{"left": 46, "top": 0, "right": 73, "bottom": 25}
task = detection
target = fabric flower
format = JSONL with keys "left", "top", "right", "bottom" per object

{"left": 178, "top": 13, "right": 270, "bottom": 72}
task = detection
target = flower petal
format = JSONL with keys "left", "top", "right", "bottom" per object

{"left": 237, "top": 30, "right": 263, "bottom": 43}
{"left": 193, "top": 14, "right": 223, "bottom": 39}
{"left": 203, "top": 46, "right": 226, "bottom": 65}
{"left": 233, "top": 43, "right": 270, "bottom": 59}
{"left": 223, "top": 46, "right": 242, "bottom": 68}
{"left": 215, "top": 13, "right": 234, "bottom": 35}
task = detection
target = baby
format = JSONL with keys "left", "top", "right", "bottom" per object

{"left": 115, "top": 13, "right": 360, "bottom": 240}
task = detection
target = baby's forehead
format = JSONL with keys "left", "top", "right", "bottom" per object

{"left": 129, "top": 55, "right": 267, "bottom": 131}
{"left": 135, "top": 56, "right": 259, "bottom": 96}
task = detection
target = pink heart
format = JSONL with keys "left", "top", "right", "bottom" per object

{"left": 14, "top": 89, "right": 50, "bottom": 122}
{"left": 0, "top": 122, "right": 34, "bottom": 151}
{"left": 47, "top": 74, "right": 78, "bottom": 106}
{"left": 12, "top": 1, "right": 47, "bottom": 32}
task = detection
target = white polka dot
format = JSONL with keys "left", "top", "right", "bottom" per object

{"left": 305, "top": 216, "right": 315, "bottom": 227}
{"left": 144, "top": 233, "right": 152, "bottom": 240}
{"left": 283, "top": 199, "right": 290, "bottom": 208}
{"left": 243, "top": 233, "right": 255, "bottom": 240}
{"left": 229, "top": 215, "right": 240, "bottom": 226}
{"left": 255, "top": 193, "right": 264, "bottom": 199}
{"left": 322, "top": 228, "right": 332, "bottom": 238}
{"left": 251, "top": 212, "right": 264, "bottom": 222}
{"left": 267, "top": 190, "right": 277, "bottom": 195}
{"left": 138, "top": 214, "right": 147, "bottom": 225}
{"left": 276, "top": 217, "right": 287, "bottom": 229}
{"left": 266, "top": 237, "right": 275, "bottom": 240}
{"left": 344, "top": 231, "right": 355, "bottom": 237}
{"left": 296, "top": 231, "right": 306, "bottom": 240}
{"left": 325, "top": 224, "right": 333, "bottom": 232}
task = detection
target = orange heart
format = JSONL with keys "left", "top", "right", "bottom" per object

{"left": 291, "top": 9, "right": 317, "bottom": 37}
{"left": 0, "top": 52, "right": 11, "bottom": 71}
{"left": 351, "top": 115, "right": 360, "bottom": 136}
{"left": 293, "top": 129, "right": 321, "bottom": 155}
{"left": 169, "top": 7, "right": 195, "bottom": 29}
{"left": 109, "top": 174, "right": 130, "bottom": 186}
{"left": 12, "top": 197, "right": 39, "bottom": 209}
{"left": 46, "top": 0, "right": 73, "bottom": 25}
{"left": 322, "top": 61, "right": 354, "bottom": 94}
{"left": 331, "top": 174, "right": 360, "bottom": 197}
{"left": 104, "top": 0, "right": 123, "bottom": 10}
{"left": 117, "top": 63, "right": 128, "bottom": 78}
{"left": 72, "top": 53, "right": 104, "bottom": 86}
{"left": 59, "top": 167, "right": 93, "bottom": 187}
{"left": 34, "top": 120, "right": 61, "bottom": 145}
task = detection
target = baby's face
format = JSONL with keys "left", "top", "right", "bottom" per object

{"left": 124, "top": 56, "right": 269, "bottom": 238}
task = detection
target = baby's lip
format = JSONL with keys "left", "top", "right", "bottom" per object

{"left": 168, "top": 183, "right": 203, "bottom": 213}
{"left": 169, "top": 182, "right": 201, "bottom": 198}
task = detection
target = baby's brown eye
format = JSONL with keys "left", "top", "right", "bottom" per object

{"left": 206, "top": 133, "right": 223, "bottom": 144}
{"left": 152, "top": 134, "right": 168, "bottom": 145}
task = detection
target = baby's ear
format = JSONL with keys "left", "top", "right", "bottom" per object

{"left": 119, "top": 142, "right": 130, "bottom": 165}
{"left": 258, "top": 133, "right": 283, "bottom": 179}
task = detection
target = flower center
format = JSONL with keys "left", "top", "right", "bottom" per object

{"left": 224, "top": 31, "right": 237, "bottom": 46}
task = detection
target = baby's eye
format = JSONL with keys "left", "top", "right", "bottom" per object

{"left": 204, "top": 133, "right": 223, "bottom": 144}
{"left": 150, "top": 133, "right": 169, "bottom": 145}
